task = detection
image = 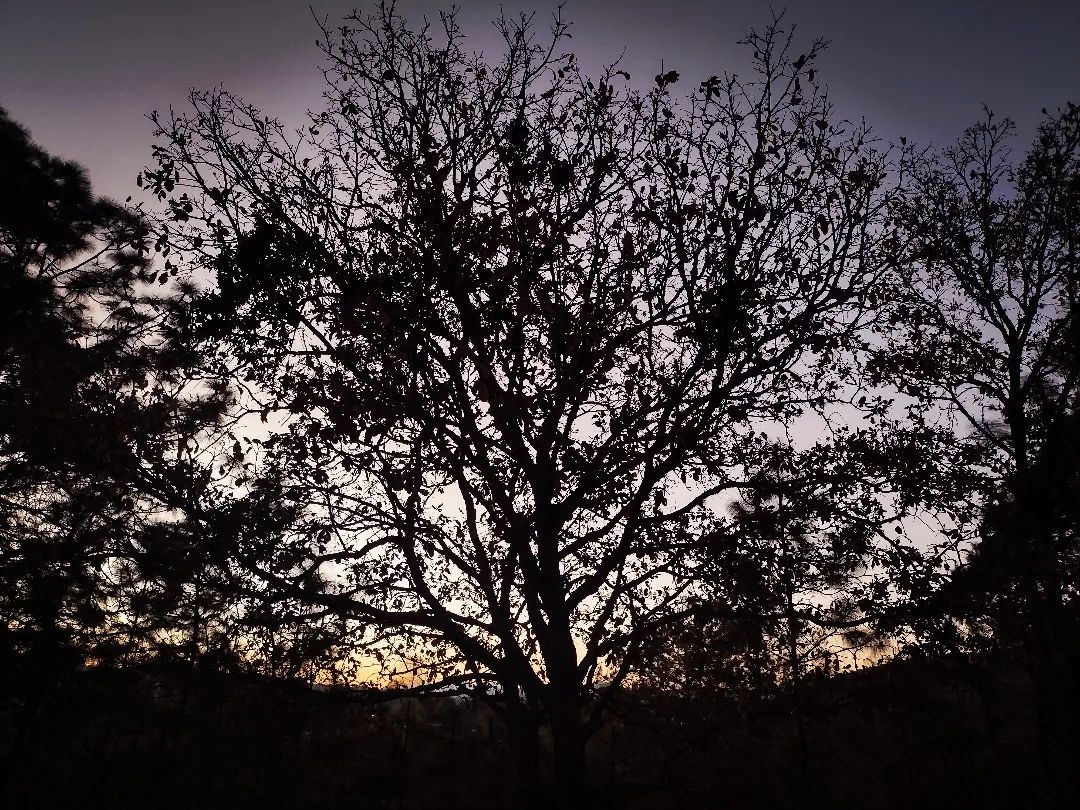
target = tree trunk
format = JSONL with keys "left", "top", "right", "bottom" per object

{"left": 785, "top": 591, "right": 811, "bottom": 807}
{"left": 549, "top": 691, "right": 592, "bottom": 810}
{"left": 533, "top": 502, "right": 595, "bottom": 809}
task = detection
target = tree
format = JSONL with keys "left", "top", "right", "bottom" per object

{"left": 0, "top": 105, "right": 153, "bottom": 800}
{"left": 147, "top": 7, "right": 896, "bottom": 805}
{"left": 0, "top": 105, "right": 247, "bottom": 807}
{"left": 0, "top": 103, "right": 161, "bottom": 682}
{"left": 877, "top": 102, "right": 1080, "bottom": 797}
{"left": 722, "top": 473, "right": 833, "bottom": 800}
{"left": 700, "top": 436, "right": 907, "bottom": 797}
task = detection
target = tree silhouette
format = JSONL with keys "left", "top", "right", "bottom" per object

{"left": 698, "top": 436, "right": 909, "bottom": 799}
{"left": 2, "top": 12, "right": 1077, "bottom": 810}
{"left": 878, "top": 102, "right": 1080, "bottom": 798}
{"left": 0, "top": 106, "right": 248, "bottom": 807}
{"left": 145, "top": 7, "right": 896, "bottom": 805}
{"left": 0, "top": 104, "right": 157, "bottom": 801}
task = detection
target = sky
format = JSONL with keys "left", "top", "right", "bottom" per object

{"left": 2, "top": 0, "right": 1078, "bottom": 204}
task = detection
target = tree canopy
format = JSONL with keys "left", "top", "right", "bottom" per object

{"left": 137, "top": 7, "right": 913, "bottom": 803}
{"left": 1, "top": 5, "right": 1078, "bottom": 809}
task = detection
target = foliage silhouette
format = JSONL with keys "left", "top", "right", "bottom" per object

{"left": 0, "top": 106, "right": 245, "bottom": 807}
{"left": 143, "top": 5, "right": 899, "bottom": 805}
{"left": 877, "top": 102, "right": 1080, "bottom": 799}
{"left": 0, "top": 5, "right": 1077, "bottom": 810}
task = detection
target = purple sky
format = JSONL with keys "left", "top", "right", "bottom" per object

{"left": 3, "top": 1, "right": 1078, "bottom": 203}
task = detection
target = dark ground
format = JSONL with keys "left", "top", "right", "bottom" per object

{"left": 0, "top": 650, "right": 1066, "bottom": 809}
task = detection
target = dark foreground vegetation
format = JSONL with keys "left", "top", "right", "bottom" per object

{"left": 2, "top": 647, "right": 1072, "bottom": 810}
{"left": 2, "top": 3, "right": 1078, "bottom": 808}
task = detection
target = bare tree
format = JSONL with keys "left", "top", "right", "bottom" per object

{"left": 146, "top": 5, "right": 895, "bottom": 805}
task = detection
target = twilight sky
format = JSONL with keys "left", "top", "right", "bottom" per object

{"left": 2, "top": 0, "right": 1078, "bottom": 203}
